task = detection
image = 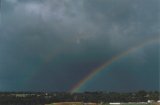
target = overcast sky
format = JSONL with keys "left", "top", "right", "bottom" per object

{"left": 0, "top": 0, "right": 159, "bottom": 92}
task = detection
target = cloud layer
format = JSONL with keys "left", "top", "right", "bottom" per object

{"left": 0, "top": 0, "right": 159, "bottom": 91}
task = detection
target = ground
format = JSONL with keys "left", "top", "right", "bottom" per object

{"left": 45, "top": 102, "right": 160, "bottom": 105}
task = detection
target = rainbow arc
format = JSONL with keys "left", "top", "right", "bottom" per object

{"left": 70, "top": 37, "right": 159, "bottom": 93}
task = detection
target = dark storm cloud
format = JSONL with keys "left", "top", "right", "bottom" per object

{"left": 0, "top": 0, "right": 159, "bottom": 91}
{"left": 82, "top": 43, "right": 159, "bottom": 92}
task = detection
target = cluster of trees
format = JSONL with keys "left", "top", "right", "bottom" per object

{"left": 0, "top": 91, "right": 159, "bottom": 105}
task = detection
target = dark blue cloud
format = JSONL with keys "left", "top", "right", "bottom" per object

{"left": 0, "top": 0, "right": 159, "bottom": 92}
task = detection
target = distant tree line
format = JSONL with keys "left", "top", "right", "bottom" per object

{"left": 0, "top": 91, "right": 159, "bottom": 105}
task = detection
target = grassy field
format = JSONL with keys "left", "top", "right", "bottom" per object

{"left": 45, "top": 102, "right": 160, "bottom": 105}
{"left": 46, "top": 102, "right": 160, "bottom": 105}
{"left": 45, "top": 102, "right": 84, "bottom": 105}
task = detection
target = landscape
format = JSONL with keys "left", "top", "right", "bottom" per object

{"left": 0, "top": 91, "right": 159, "bottom": 105}
{"left": 0, "top": 0, "right": 159, "bottom": 105}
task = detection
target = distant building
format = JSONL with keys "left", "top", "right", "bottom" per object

{"left": 147, "top": 100, "right": 154, "bottom": 103}
{"left": 109, "top": 103, "right": 121, "bottom": 105}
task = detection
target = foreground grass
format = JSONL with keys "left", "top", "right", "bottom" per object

{"left": 45, "top": 102, "right": 160, "bottom": 105}
{"left": 45, "top": 102, "right": 84, "bottom": 105}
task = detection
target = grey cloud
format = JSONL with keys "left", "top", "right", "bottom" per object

{"left": 0, "top": 0, "right": 159, "bottom": 91}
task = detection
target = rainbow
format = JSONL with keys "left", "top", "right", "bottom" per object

{"left": 70, "top": 37, "right": 159, "bottom": 93}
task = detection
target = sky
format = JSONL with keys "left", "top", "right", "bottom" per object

{"left": 0, "top": 0, "right": 159, "bottom": 92}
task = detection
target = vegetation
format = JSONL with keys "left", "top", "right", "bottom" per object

{"left": 0, "top": 91, "right": 159, "bottom": 105}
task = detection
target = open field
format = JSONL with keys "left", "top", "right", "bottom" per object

{"left": 45, "top": 102, "right": 160, "bottom": 105}
{"left": 45, "top": 102, "right": 84, "bottom": 105}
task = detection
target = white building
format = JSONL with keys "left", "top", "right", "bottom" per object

{"left": 147, "top": 100, "right": 154, "bottom": 103}
{"left": 109, "top": 103, "right": 121, "bottom": 105}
